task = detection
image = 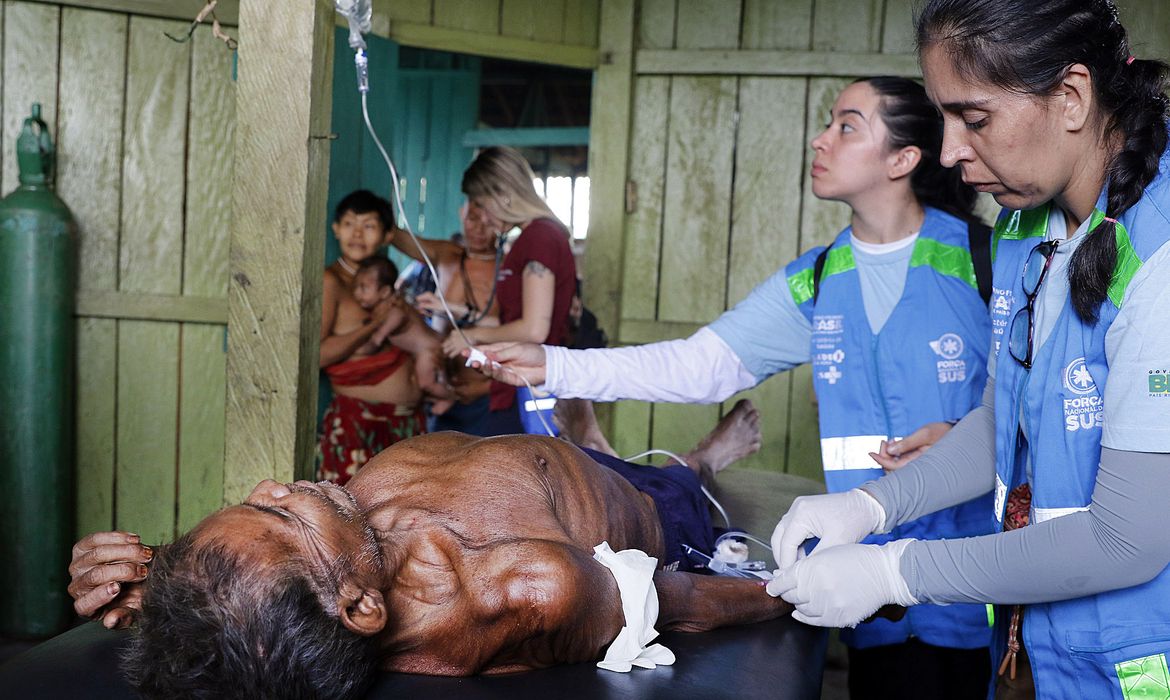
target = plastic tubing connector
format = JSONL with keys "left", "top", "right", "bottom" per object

{"left": 354, "top": 50, "right": 369, "bottom": 94}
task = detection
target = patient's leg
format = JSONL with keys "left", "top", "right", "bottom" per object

{"left": 555, "top": 398, "right": 618, "bottom": 457}
{"left": 559, "top": 397, "right": 762, "bottom": 479}
{"left": 674, "top": 399, "right": 761, "bottom": 486}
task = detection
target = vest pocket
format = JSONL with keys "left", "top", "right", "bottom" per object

{"left": 1067, "top": 626, "right": 1170, "bottom": 698}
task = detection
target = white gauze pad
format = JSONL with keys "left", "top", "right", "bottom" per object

{"left": 592, "top": 541, "right": 676, "bottom": 673}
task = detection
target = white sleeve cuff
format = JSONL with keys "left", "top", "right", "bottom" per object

{"left": 540, "top": 328, "right": 757, "bottom": 404}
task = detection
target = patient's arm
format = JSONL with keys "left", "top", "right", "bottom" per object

{"left": 67, "top": 531, "right": 154, "bottom": 629}
{"left": 476, "top": 540, "right": 792, "bottom": 673}
{"left": 654, "top": 571, "right": 792, "bottom": 632}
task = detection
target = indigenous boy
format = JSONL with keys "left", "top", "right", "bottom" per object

{"left": 318, "top": 190, "right": 426, "bottom": 484}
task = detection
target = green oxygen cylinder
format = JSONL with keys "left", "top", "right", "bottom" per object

{"left": 0, "top": 103, "right": 78, "bottom": 638}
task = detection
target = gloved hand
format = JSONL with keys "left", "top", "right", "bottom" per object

{"left": 770, "top": 488, "right": 887, "bottom": 570}
{"left": 765, "top": 540, "right": 919, "bottom": 628}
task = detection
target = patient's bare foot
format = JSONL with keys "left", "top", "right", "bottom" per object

{"left": 680, "top": 399, "right": 762, "bottom": 477}
{"left": 555, "top": 398, "right": 618, "bottom": 457}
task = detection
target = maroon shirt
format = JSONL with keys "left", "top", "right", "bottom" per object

{"left": 490, "top": 218, "right": 577, "bottom": 411}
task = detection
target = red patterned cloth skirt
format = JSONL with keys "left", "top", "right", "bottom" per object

{"left": 316, "top": 394, "right": 425, "bottom": 485}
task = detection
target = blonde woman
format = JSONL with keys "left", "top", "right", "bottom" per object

{"left": 443, "top": 147, "right": 577, "bottom": 435}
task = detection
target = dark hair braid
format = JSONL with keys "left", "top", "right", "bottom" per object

{"left": 917, "top": 0, "right": 1170, "bottom": 323}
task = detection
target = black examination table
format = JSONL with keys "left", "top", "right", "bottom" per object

{"left": 0, "top": 614, "right": 825, "bottom": 699}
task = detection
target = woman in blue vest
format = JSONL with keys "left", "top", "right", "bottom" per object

{"left": 474, "top": 77, "right": 995, "bottom": 699}
{"left": 765, "top": 2, "right": 1170, "bottom": 699}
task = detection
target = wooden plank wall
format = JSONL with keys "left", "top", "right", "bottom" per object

{"left": 0, "top": 1, "right": 234, "bottom": 544}
{"left": 371, "top": 0, "right": 600, "bottom": 66}
{"left": 599, "top": 0, "right": 906, "bottom": 478}
{"left": 598, "top": 0, "right": 1170, "bottom": 480}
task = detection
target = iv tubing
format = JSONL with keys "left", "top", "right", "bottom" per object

{"left": 623, "top": 449, "right": 732, "bottom": 529}
{"left": 356, "top": 56, "right": 557, "bottom": 437}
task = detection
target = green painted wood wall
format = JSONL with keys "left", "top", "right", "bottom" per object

{"left": 0, "top": 0, "right": 235, "bottom": 545}
{"left": 3, "top": 0, "right": 1165, "bottom": 543}
{"left": 586, "top": 0, "right": 1170, "bottom": 481}
{"left": 372, "top": 0, "right": 600, "bottom": 66}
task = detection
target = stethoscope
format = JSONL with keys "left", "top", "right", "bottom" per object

{"left": 455, "top": 231, "right": 505, "bottom": 328}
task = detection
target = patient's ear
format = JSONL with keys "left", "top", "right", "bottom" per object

{"left": 337, "top": 582, "right": 388, "bottom": 636}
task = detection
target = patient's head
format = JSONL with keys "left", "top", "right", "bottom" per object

{"left": 123, "top": 480, "right": 389, "bottom": 699}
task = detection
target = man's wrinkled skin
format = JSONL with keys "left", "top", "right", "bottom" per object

{"left": 69, "top": 433, "right": 791, "bottom": 676}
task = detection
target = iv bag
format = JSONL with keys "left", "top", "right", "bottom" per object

{"left": 334, "top": 0, "right": 372, "bottom": 50}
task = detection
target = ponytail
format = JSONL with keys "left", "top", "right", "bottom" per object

{"left": 858, "top": 76, "right": 979, "bottom": 221}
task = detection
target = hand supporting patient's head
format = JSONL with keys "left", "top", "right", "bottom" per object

{"left": 123, "top": 480, "right": 389, "bottom": 699}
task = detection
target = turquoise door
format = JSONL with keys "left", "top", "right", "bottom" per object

{"left": 320, "top": 30, "right": 481, "bottom": 427}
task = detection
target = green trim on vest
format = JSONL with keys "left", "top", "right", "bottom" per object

{"left": 993, "top": 206, "right": 1050, "bottom": 260}
{"left": 822, "top": 245, "right": 856, "bottom": 278}
{"left": 787, "top": 246, "right": 856, "bottom": 306}
{"left": 1093, "top": 210, "right": 1143, "bottom": 308}
{"left": 910, "top": 237, "right": 978, "bottom": 290}
{"left": 1115, "top": 653, "right": 1170, "bottom": 700}
{"left": 788, "top": 267, "right": 815, "bottom": 306}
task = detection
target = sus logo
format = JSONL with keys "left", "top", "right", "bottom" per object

{"left": 929, "top": 333, "right": 964, "bottom": 360}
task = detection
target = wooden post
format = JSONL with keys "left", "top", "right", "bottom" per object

{"left": 223, "top": 0, "right": 334, "bottom": 503}
{"left": 583, "top": 0, "right": 634, "bottom": 338}
{"left": 583, "top": 0, "right": 634, "bottom": 437}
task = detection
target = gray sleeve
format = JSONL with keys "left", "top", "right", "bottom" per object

{"left": 862, "top": 375, "right": 997, "bottom": 531}
{"left": 902, "top": 448, "right": 1170, "bottom": 605}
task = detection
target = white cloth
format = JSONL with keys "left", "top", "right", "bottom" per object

{"left": 543, "top": 328, "right": 756, "bottom": 404}
{"left": 592, "top": 542, "right": 676, "bottom": 673}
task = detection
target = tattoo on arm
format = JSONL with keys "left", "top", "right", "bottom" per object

{"left": 524, "top": 260, "right": 552, "bottom": 278}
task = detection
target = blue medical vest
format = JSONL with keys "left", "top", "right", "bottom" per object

{"left": 786, "top": 208, "right": 994, "bottom": 650}
{"left": 989, "top": 159, "right": 1170, "bottom": 699}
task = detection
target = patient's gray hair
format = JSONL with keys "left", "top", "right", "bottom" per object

{"left": 122, "top": 532, "right": 378, "bottom": 700}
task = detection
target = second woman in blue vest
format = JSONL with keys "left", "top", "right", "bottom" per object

{"left": 472, "top": 77, "right": 995, "bottom": 700}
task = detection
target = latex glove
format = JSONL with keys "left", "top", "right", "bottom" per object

{"left": 766, "top": 540, "right": 919, "bottom": 628}
{"left": 771, "top": 488, "right": 886, "bottom": 570}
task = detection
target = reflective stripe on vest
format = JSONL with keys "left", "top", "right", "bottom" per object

{"left": 1032, "top": 505, "right": 1089, "bottom": 524}
{"left": 994, "top": 474, "right": 1007, "bottom": 523}
{"left": 1117, "top": 653, "right": 1170, "bottom": 700}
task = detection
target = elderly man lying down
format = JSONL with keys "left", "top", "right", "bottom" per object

{"left": 68, "top": 401, "right": 789, "bottom": 699}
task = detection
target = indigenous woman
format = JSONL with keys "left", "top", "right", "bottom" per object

{"left": 444, "top": 147, "right": 577, "bottom": 437}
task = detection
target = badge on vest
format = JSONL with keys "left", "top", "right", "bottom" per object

{"left": 812, "top": 314, "right": 847, "bottom": 386}
{"left": 990, "top": 287, "right": 1013, "bottom": 354}
{"left": 929, "top": 332, "right": 967, "bottom": 384}
{"left": 1151, "top": 369, "right": 1170, "bottom": 398}
{"left": 1062, "top": 357, "right": 1103, "bottom": 431}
